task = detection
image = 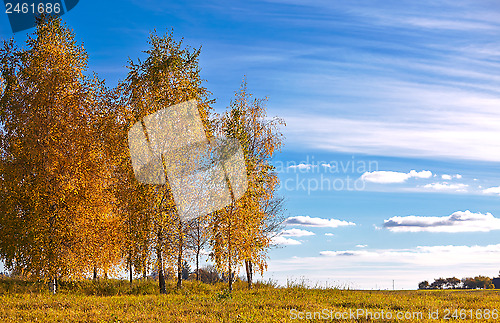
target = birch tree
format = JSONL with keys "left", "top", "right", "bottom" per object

{"left": 211, "top": 79, "right": 285, "bottom": 290}
{"left": 0, "top": 17, "right": 121, "bottom": 292}
{"left": 122, "top": 29, "right": 213, "bottom": 292}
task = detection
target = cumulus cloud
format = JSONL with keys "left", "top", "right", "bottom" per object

{"left": 483, "top": 186, "right": 500, "bottom": 195}
{"left": 422, "top": 182, "right": 468, "bottom": 192}
{"left": 360, "top": 170, "right": 432, "bottom": 183}
{"left": 281, "top": 228, "right": 315, "bottom": 237}
{"left": 271, "top": 236, "right": 302, "bottom": 246}
{"left": 383, "top": 210, "right": 500, "bottom": 233}
{"left": 285, "top": 215, "right": 355, "bottom": 228}
{"left": 441, "top": 174, "right": 452, "bottom": 180}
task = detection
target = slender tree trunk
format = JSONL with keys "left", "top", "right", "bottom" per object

{"left": 195, "top": 220, "right": 201, "bottom": 281}
{"left": 156, "top": 229, "right": 166, "bottom": 294}
{"left": 228, "top": 222, "right": 233, "bottom": 292}
{"left": 93, "top": 266, "right": 98, "bottom": 281}
{"left": 142, "top": 256, "right": 147, "bottom": 279}
{"left": 51, "top": 276, "right": 57, "bottom": 295}
{"left": 228, "top": 258, "right": 233, "bottom": 292}
{"left": 245, "top": 259, "right": 253, "bottom": 289}
{"left": 129, "top": 258, "right": 133, "bottom": 285}
{"left": 228, "top": 204, "right": 234, "bottom": 292}
{"left": 195, "top": 248, "right": 200, "bottom": 281}
{"left": 176, "top": 221, "right": 183, "bottom": 289}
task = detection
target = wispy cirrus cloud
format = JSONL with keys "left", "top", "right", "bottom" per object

{"left": 361, "top": 170, "right": 432, "bottom": 184}
{"left": 383, "top": 210, "right": 500, "bottom": 233}
{"left": 318, "top": 243, "right": 500, "bottom": 266}
{"left": 285, "top": 215, "right": 355, "bottom": 228}
{"left": 283, "top": 111, "right": 500, "bottom": 162}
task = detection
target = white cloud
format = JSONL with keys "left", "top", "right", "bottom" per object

{"left": 271, "top": 236, "right": 301, "bottom": 246}
{"left": 266, "top": 243, "right": 500, "bottom": 290}
{"left": 361, "top": 171, "right": 409, "bottom": 183}
{"left": 356, "top": 244, "right": 368, "bottom": 248}
{"left": 320, "top": 250, "right": 366, "bottom": 257}
{"left": 283, "top": 107, "right": 500, "bottom": 163}
{"left": 285, "top": 215, "right": 355, "bottom": 228}
{"left": 319, "top": 244, "right": 500, "bottom": 271}
{"left": 483, "top": 186, "right": 500, "bottom": 195}
{"left": 361, "top": 170, "right": 432, "bottom": 184}
{"left": 318, "top": 244, "right": 500, "bottom": 266}
{"left": 321, "top": 163, "right": 333, "bottom": 168}
{"left": 422, "top": 182, "right": 468, "bottom": 192}
{"left": 288, "top": 163, "right": 314, "bottom": 170}
{"left": 324, "top": 233, "right": 335, "bottom": 236}
{"left": 409, "top": 170, "right": 433, "bottom": 179}
{"left": 405, "top": 18, "right": 494, "bottom": 31}
{"left": 442, "top": 174, "right": 462, "bottom": 180}
{"left": 383, "top": 210, "right": 500, "bottom": 233}
{"left": 280, "top": 228, "right": 315, "bottom": 237}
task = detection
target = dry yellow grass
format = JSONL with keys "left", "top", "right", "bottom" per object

{"left": 0, "top": 279, "right": 499, "bottom": 322}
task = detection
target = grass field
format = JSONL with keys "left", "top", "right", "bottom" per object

{"left": 0, "top": 279, "right": 499, "bottom": 322}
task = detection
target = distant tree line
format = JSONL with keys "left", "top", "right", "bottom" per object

{"left": 0, "top": 17, "right": 286, "bottom": 294}
{"left": 419, "top": 275, "right": 496, "bottom": 290}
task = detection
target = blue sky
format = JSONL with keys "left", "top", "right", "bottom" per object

{"left": 2, "top": 0, "right": 500, "bottom": 289}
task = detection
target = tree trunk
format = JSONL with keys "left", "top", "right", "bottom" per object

{"left": 93, "top": 266, "right": 97, "bottom": 281}
{"left": 228, "top": 204, "right": 234, "bottom": 292}
{"left": 142, "top": 257, "right": 147, "bottom": 279}
{"left": 195, "top": 248, "right": 200, "bottom": 281}
{"left": 228, "top": 222, "right": 233, "bottom": 292}
{"left": 176, "top": 221, "right": 183, "bottom": 289}
{"left": 129, "top": 259, "right": 133, "bottom": 285}
{"left": 51, "top": 276, "right": 57, "bottom": 294}
{"left": 228, "top": 261, "right": 233, "bottom": 292}
{"left": 245, "top": 259, "right": 253, "bottom": 289}
{"left": 156, "top": 229, "right": 166, "bottom": 294}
